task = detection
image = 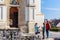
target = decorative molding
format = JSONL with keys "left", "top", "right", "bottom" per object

{"left": 0, "top": 4, "right": 5, "bottom": 6}
{"left": 27, "top": 4, "right": 35, "bottom": 7}
{"left": 36, "top": 14, "right": 44, "bottom": 16}
{"left": 9, "top": 5, "right": 20, "bottom": 7}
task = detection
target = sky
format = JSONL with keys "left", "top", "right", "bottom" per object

{"left": 41, "top": 0, "right": 60, "bottom": 20}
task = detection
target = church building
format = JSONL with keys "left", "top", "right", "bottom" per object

{"left": 0, "top": 0, "right": 44, "bottom": 33}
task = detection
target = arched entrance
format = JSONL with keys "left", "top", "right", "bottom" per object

{"left": 9, "top": 7, "right": 18, "bottom": 28}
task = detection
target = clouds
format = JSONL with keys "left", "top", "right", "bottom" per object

{"left": 41, "top": 0, "right": 60, "bottom": 20}
{"left": 45, "top": 8, "right": 60, "bottom": 11}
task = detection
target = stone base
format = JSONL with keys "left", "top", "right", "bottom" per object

{"left": 0, "top": 22, "right": 10, "bottom": 29}
{"left": 20, "top": 26, "right": 28, "bottom": 33}
{"left": 28, "top": 21, "right": 35, "bottom": 33}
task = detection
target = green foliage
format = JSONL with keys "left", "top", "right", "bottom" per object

{"left": 51, "top": 26, "right": 56, "bottom": 28}
{"left": 50, "top": 28, "right": 58, "bottom": 32}
{"left": 50, "top": 26, "right": 60, "bottom": 32}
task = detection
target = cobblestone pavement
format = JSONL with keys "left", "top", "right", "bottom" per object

{"left": 49, "top": 31, "right": 60, "bottom": 38}
{"left": 43, "top": 38, "right": 54, "bottom": 40}
{"left": 43, "top": 31, "right": 60, "bottom": 40}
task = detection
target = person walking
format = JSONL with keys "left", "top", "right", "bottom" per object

{"left": 45, "top": 21, "right": 51, "bottom": 38}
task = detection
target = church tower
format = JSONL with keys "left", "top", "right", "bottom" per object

{"left": 25, "top": 0, "right": 44, "bottom": 33}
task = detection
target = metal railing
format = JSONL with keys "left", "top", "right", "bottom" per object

{"left": 0, "top": 28, "right": 42, "bottom": 40}
{"left": 0, "top": 28, "right": 21, "bottom": 40}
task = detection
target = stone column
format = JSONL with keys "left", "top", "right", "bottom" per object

{"left": 25, "top": 0, "right": 35, "bottom": 33}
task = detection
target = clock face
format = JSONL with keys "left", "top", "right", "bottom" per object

{"left": 0, "top": 0, "right": 4, "bottom": 4}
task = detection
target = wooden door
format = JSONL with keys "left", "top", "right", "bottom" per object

{"left": 10, "top": 7, "right": 18, "bottom": 28}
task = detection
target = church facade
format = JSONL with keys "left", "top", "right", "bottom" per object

{"left": 0, "top": 0, "right": 44, "bottom": 33}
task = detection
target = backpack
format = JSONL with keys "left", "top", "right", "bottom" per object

{"left": 46, "top": 23, "right": 50, "bottom": 30}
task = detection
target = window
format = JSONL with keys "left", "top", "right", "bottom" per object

{"left": 26, "top": 0, "right": 29, "bottom": 6}
{"left": 25, "top": 7, "right": 29, "bottom": 21}
{"left": 0, "top": 7, "right": 3, "bottom": 20}
{"left": 26, "top": 0, "right": 35, "bottom": 7}
{"left": 10, "top": 0, "right": 19, "bottom": 5}
{"left": 29, "top": 7, "right": 34, "bottom": 20}
{"left": 25, "top": 7, "right": 34, "bottom": 21}
{"left": 26, "top": 0, "right": 35, "bottom": 4}
{"left": 32, "top": 8, "right": 34, "bottom": 19}
{"left": 30, "top": 0, "right": 35, "bottom": 3}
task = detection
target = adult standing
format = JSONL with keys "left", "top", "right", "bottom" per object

{"left": 42, "top": 23, "right": 45, "bottom": 39}
{"left": 45, "top": 21, "right": 51, "bottom": 38}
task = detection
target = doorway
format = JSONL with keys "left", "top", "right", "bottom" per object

{"left": 10, "top": 7, "right": 18, "bottom": 28}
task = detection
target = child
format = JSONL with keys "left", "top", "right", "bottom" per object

{"left": 34, "top": 23, "right": 40, "bottom": 34}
